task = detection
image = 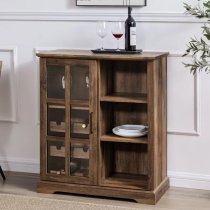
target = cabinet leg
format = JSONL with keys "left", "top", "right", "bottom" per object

{"left": 0, "top": 166, "right": 6, "bottom": 180}
{"left": 135, "top": 198, "right": 156, "bottom": 205}
{"left": 37, "top": 182, "right": 59, "bottom": 194}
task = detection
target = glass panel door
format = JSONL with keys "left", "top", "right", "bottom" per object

{"left": 44, "top": 59, "right": 96, "bottom": 184}
{"left": 70, "top": 64, "right": 89, "bottom": 101}
{"left": 47, "top": 140, "right": 65, "bottom": 175}
{"left": 70, "top": 143, "right": 89, "bottom": 177}
{"left": 47, "top": 65, "right": 65, "bottom": 99}
{"left": 69, "top": 63, "right": 91, "bottom": 180}
{"left": 70, "top": 106, "right": 89, "bottom": 139}
{"left": 47, "top": 104, "right": 65, "bottom": 137}
{"left": 45, "top": 63, "right": 66, "bottom": 179}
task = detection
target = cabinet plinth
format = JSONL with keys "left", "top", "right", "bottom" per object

{"left": 37, "top": 50, "right": 168, "bottom": 204}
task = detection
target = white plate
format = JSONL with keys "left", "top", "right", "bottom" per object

{"left": 115, "top": 124, "right": 147, "bottom": 134}
{"left": 112, "top": 127, "right": 148, "bottom": 138}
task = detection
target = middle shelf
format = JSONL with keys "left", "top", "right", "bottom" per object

{"left": 100, "top": 93, "right": 147, "bottom": 104}
{"left": 100, "top": 134, "right": 148, "bottom": 144}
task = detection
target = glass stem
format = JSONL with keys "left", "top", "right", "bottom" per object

{"left": 101, "top": 38, "right": 104, "bottom": 50}
{"left": 117, "top": 39, "right": 120, "bottom": 51}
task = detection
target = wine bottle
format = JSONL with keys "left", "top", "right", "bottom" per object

{"left": 125, "top": 6, "right": 136, "bottom": 51}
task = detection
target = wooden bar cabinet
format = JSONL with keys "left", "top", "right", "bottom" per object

{"left": 36, "top": 50, "right": 169, "bottom": 204}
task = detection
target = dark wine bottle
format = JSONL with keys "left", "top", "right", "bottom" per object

{"left": 125, "top": 6, "right": 136, "bottom": 51}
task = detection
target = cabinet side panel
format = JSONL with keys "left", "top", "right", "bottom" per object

{"left": 148, "top": 57, "right": 168, "bottom": 189}
{"left": 147, "top": 61, "right": 156, "bottom": 190}
{"left": 156, "top": 58, "right": 163, "bottom": 187}
{"left": 98, "top": 60, "right": 104, "bottom": 184}
{"left": 148, "top": 59, "right": 163, "bottom": 190}
{"left": 160, "top": 56, "right": 167, "bottom": 181}
{"left": 156, "top": 56, "right": 168, "bottom": 186}
{"left": 40, "top": 58, "right": 47, "bottom": 179}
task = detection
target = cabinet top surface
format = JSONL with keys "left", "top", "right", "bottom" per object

{"left": 36, "top": 50, "right": 168, "bottom": 60}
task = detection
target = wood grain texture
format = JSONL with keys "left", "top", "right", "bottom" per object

{"left": 65, "top": 64, "right": 70, "bottom": 182}
{"left": 89, "top": 60, "right": 98, "bottom": 185}
{"left": 100, "top": 134, "right": 148, "bottom": 144}
{"left": 100, "top": 93, "right": 147, "bottom": 104}
{"left": 38, "top": 50, "right": 168, "bottom": 204}
{"left": 37, "top": 50, "right": 169, "bottom": 60}
{"left": 37, "top": 178, "right": 169, "bottom": 204}
{"left": 147, "top": 60, "right": 157, "bottom": 190}
{"left": 40, "top": 58, "right": 47, "bottom": 181}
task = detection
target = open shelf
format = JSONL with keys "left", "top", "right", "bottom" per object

{"left": 101, "top": 141, "right": 149, "bottom": 190}
{"left": 100, "top": 134, "right": 148, "bottom": 144}
{"left": 100, "top": 103, "right": 148, "bottom": 139}
{"left": 99, "top": 60, "right": 147, "bottom": 100}
{"left": 100, "top": 93, "right": 147, "bottom": 104}
{"left": 103, "top": 173, "right": 149, "bottom": 190}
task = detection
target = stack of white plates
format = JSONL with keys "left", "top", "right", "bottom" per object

{"left": 112, "top": 124, "right": 148, "bottom": 138}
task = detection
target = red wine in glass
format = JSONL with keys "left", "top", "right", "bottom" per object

{"left": 112, "top": 21, "right": 124, "bottom": 51}
{"left": 112, "top": 33, "right": 123, "bottom": 39}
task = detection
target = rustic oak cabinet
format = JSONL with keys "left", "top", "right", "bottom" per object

{"left": 37, "top": 50, "right": 168, "bottom": 204}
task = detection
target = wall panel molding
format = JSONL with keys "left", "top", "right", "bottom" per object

{"left": 0, "top": 47, "right": 18, "bottom": 122}
{"left": 167, "top": 53, "right": 201, "bottom": 136}
{"left": 0, "top": 11, "right": 207, "bottom": 23}
{"left": 143, "top": 51, "right": 200, "bottom": 136}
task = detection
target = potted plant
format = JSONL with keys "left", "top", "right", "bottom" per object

{"left": 183, "top": 1, "right": 210, "bottom": 74}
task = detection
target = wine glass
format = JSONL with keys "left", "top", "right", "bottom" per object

{"left": 112, "top": 21, "right": 124, "bottom": 51}
{"left": 96, "top": 21, "right": 107, "bottom": 50}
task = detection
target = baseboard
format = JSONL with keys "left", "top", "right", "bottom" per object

{"left": 168, "top": 171, "right": 210, "bottom": 191}
{"left": 1, "top": 159, "right": 210, "bottom": 191}
{"left": 0, "top": 157, "right": 39, "bottom": 174}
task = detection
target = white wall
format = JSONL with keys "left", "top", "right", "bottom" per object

{"left": 0, "top": 0, "right": 210, "bottom": 190}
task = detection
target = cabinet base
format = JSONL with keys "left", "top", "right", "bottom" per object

{"left": 37, "top": 177, "right": 169, "bottom": 205}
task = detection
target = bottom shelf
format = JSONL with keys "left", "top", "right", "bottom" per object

{"left": 101, "top": 141, "right": 149, "bottom": 190}
{"left": 101, "top": 173, "right": 149, "bottom": 190}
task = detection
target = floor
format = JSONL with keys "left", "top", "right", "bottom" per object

{"left": 0, "top": 171, "right": 210, "bottom": 210}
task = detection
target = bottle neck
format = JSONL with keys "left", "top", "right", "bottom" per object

{"left": 128, "top": 6, "right": 132, "bottom": 17}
